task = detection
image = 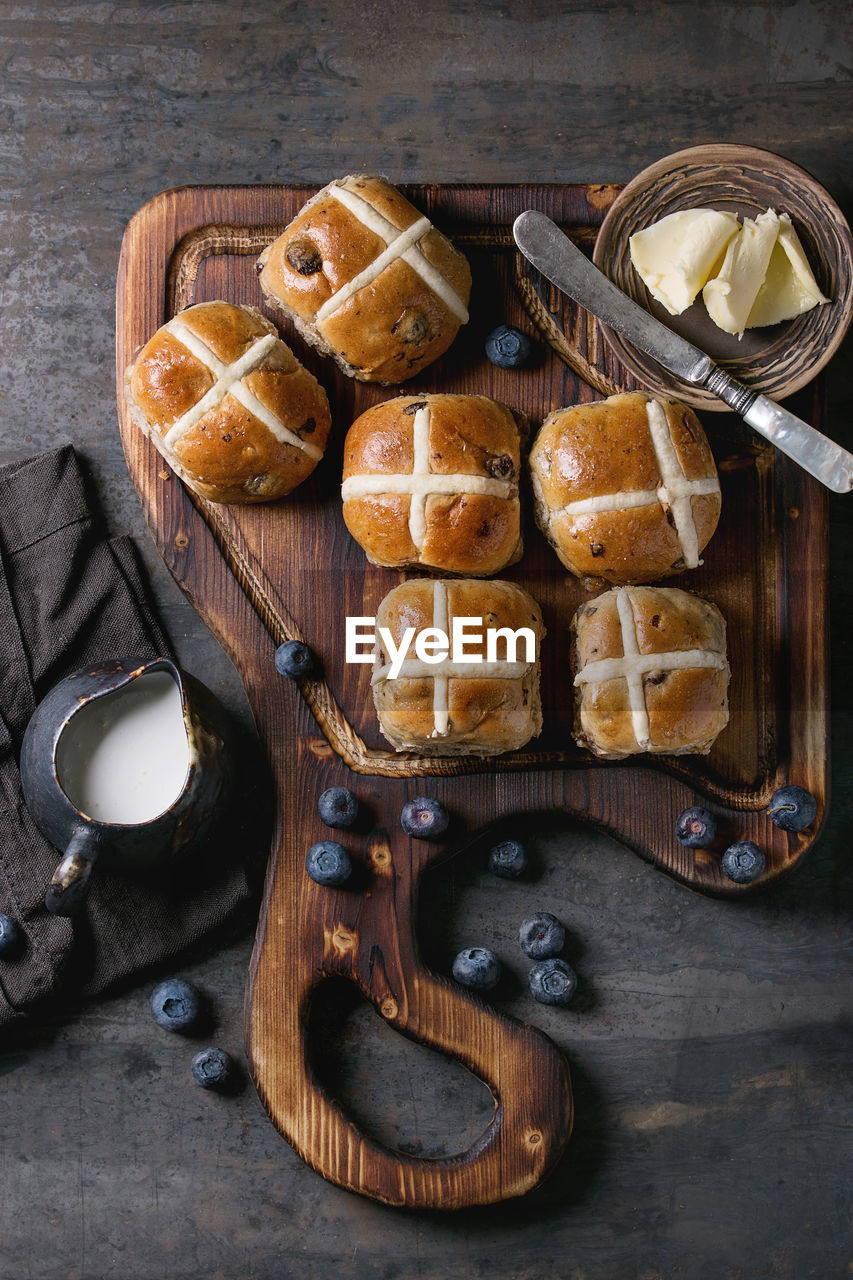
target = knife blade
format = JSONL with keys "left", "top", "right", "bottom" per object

{"left": 513, "top": 209, "right": 853, "bottom": 494}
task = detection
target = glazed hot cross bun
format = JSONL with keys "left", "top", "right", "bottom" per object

{"left": 258, "top": 175, "right": 472, "bottom": 384}
{"left": 530, "top": 391, "right": 721, "bottom": 586}
{"left": 125, "top": 301, "right": 331, "bottom": 504}
{"left": 342, "top": 394, "right": 526, "bottom": 575}
{"left": 372, "top": 579, "right": 545, "bottom": 757}
{"left": 571, "top": 585, "right": 730, "bottom": 759}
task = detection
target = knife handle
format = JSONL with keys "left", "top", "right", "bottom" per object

{"left": 704, "top": 367, "right": 853, "bottom": 494}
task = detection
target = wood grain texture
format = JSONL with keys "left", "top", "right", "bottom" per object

{"left": 116, "top": 182, "right": 829, "bottom": 1208}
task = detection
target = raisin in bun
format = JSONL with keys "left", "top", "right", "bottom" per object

{"left": 571, "top": 585, "right": 730, "bottom": 759}
{"left": 529, "top": 392, "right": 721, "bottom": 586}
{"left": 342, "top": 394, "right": 526, "bottom": 575}
{"left": 257, "top": 175, "right": 471, "bottom": 384}
{"left": 372, "top": 579, "right": 545, "bottom": 757}
{"left": 125, "top": 301, "right": 331, "bottom": 504}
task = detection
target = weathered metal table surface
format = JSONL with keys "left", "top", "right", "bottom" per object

{"left": 0, "top": 2, "right": 851, "bottom": 1277}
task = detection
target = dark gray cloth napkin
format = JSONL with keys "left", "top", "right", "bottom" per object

{"left": 0, "top": 445, "right": 259, "bottom": 1028}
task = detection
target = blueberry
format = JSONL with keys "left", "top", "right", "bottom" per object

{"left": 519, "top": 911, "right": 565, "bottom": 959}
{"left": 318, "top": 786, "right": 359, "bottom": 829}
{"left": 306, "top": 841, "right": 351, "bottom": 887}
{"left": 768, "top": 785, "right": 817, "bottom": 832}
{"left": 150, "top": 978, "right": 203, "bottom": 1034}
{"left": 274, "top": 640, "right": 315, "bottom": 679}
{"left": 485, "top": 324, "right": 531, "bottom": 369}
{"left": 0, "top": 913, "right": 21, "bottom": 957}
{"left": 721, "top": 841, "right": 766, "bottom": 884}
{"left": 675, "top": 805, "right": 717, "bottom": 848}
{"left": 529, "top": 958, "right": 578, "bottom": 1006}
{"left": 400, "top": 796, "right": 449, "bottom": 840}
{"left": 488, "top": 839, "right": 528, "bottom": 879}
{"left": 452, "top": 947, "right": 501, "bottom": 991}
{"left": 191, "top": 1047, "right": 236, "bottom": 1091}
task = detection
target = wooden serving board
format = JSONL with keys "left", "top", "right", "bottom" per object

{"left": 116, "top": 183, "right": 828, "bottom": 1210}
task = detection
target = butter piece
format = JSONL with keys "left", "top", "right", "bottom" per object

{"left": 702, "top": 209, "right": 780, "bottom": 337}
{"left": 746, "top": 213, "right": 829, "bottom": 328}
{"left": 629, "top": 209, "right": 740, "bottom": 315}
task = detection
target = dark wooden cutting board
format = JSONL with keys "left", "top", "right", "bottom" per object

{"left": 115, "top": 182, "right": 828, "bottom": 1209}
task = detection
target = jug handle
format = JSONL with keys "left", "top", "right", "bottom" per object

{"left": 45, "top": 826, "right": 100, "bottom": 916}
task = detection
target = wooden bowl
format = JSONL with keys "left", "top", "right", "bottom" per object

{"left": 593, "top": 144, "right": 853, "bottom": 410}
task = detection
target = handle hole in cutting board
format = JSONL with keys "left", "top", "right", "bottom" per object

{"left": 307, "top": 979, "right": 495, "bottom": 1159}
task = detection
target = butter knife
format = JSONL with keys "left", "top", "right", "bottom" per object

{"left": 513, "top": 210, "right": 853, "bottom": 494}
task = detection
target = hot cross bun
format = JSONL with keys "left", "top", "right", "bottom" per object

{"left": 342, "top": 394, "right": 526, "bottom": 575}
{"left": 257, "top": 175, "right": 472, "bottom": 384}
{"left": 125, "top": 301, "right": 331, "bottom": 504}
{"left": 372, "top": 579, "right": 545, "bottom": 757}
{"left": 571, "top": 585, "right": 730, "bottom": 759}
{"left": 529, "top": 392, "right": 721, "bottom": 586}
